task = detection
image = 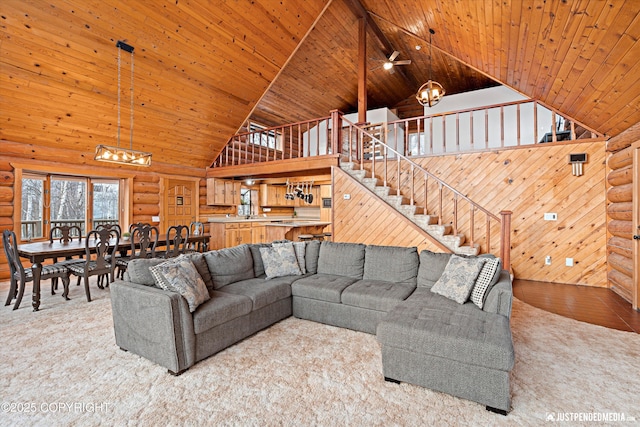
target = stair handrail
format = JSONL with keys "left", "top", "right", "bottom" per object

{"left": 341, "top": 116, "right": 512, "bottom": 269}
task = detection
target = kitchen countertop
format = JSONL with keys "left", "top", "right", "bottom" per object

{"left": 262, "top": 221, "right": 330, "bottom": 227}
{"left": 207, "top": 216, "right": 325, "bottom": 225}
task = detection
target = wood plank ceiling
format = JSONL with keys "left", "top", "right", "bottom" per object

{"left": 1, "top": 0, "right": 639, "bottom": 169}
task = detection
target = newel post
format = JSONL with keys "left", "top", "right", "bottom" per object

{"left": 330, "top": 110, "right": 342, "bottom": 156}
{"left": 500, "top": 210, "right": 512, "bottom": 272}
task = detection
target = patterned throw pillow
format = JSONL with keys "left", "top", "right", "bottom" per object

{"left": 149, "top": 258, "right": 210, "bottom": 312}
{"left": 259, "top": 243, "right": 302, "bottom": 280}
{"left": 273, "top": 241, "right": 306, "bottom": 274}
{"left": 470, "top": 257, "right": 502, "bottom": 309}
{"left": 430, "top": 255, "right": 487, "bottom": 304}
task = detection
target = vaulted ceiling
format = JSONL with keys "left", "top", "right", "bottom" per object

{"left": 1, "top": 0, "right": 639, "bottom": 170}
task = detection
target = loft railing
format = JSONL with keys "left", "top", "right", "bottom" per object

{"left": 341, "top": 116, "right": 512, "bottom": 269}
{"left": 211, "top": 114, "right": 336, "bottom": 167}
{"left": 364, "top": 100, "right": 603, "bottom": 157}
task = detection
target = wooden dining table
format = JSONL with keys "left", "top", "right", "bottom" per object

{"left": 17, "top": 233, "right": 211, "bottom": 311}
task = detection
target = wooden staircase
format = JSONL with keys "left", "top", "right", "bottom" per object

{"left": 340, "top": 161, "right": 480, "bottom": 255}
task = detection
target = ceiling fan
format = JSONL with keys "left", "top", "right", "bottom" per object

{"left": 374, "top": 51, "right": 411, "bottom": 73}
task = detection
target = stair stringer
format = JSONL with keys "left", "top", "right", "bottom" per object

{"left": 332, "top": 166, "right": 452, "bottom": 253}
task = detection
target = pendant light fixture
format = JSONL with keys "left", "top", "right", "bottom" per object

{"left": 95, "top": 40, "right": 152, "bottom": 166}
{"left": 416, "top": 29, "right": 445, "bottom": 107}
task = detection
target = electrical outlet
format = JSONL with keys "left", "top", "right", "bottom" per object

{"left": 545, "top": 256, "right": 552, "bottom": 265}
{"left": 343, "top": 194, "right": 351, "bottom": 200}
{"left": 566, "top": 258, "right": 574, "bottom": 267}
{"left": 152, "top": 216, "right": 160, "bottom": 222}
{"left": 544, "top": 213, "right": 557, "bottom": 221}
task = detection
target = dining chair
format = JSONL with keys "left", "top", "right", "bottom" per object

{"left": 128, "top": 222, "right": 150, "bottom": 234}
{"left": 2, "top": 229, "right": 71, "bottom": 310}
{"left": 187, "top": 221, "right": 205, "bottom": 252}
{"left": 163, "top": 225, "right": 190, "bottom": 258}
{"left": 67, "top": 227, "right": 120, "bottom": 302}
{"left": 49, "top": 225, "right": 83, "bottom": 294}
{"left": 97, "top": 223, "right": 122, "bottom": 235}
{"left": 116, "top": 224, "right": 159, "bottom": 279}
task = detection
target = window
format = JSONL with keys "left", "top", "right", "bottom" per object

{"left": 20, "top": 173, "right": 121, "bottom": 241}
{"left": 249, "top": 122, "right": 282, "bottom": 150}
{"left": 238, "top": 188, "right": 251, "bottom": 217}
{"left": 21, "top": 175, "right": 45, "bottom": 240}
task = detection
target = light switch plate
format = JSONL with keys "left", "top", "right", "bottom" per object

{"left": 544, "top": 213, "right": 557, "bottom": 221}
{"left": 152, "top": 216, "right": 160, "bottom": 222}
{"left": 343, "top": 194, "right": 351, "bottom": 200}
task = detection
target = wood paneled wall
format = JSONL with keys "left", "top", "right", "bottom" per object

{"left": 340, "top": 141, "right": 608, "bottom": 285}
{"left": 333, "top": 167, "right": 447, "bottom": 253}
{"left": 605, "top": 122, "right": 639, "bottom": 304}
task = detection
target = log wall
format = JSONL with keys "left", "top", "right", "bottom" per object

{"left": 349, "top": 141, "right": 608, "bottom": 285}
{"left": 605, "top": 121, "right": 640, "bottom": 304}
{"left": 0, "top": 154, "right": 207, "bottom": 280}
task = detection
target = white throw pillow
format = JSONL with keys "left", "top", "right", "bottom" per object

{"left": 470, "top": 257, "right": 502, "bottom": 309}
{"left": 430, "top": 255, "right": 487, "bottom": 304}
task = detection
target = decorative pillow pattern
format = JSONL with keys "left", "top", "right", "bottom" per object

{"left": 274, "top": 241, "right": 306, "bottom": 274}
{"left": 150, "top": 258, "right": 210, "bottom": 312}
{"left": 470, "top": 257, "right": 502, "bottom": 309}
{"left": 430, "top": 255, "right": 487, "bottom": 304}
{"left": 260, "top": 243, "right": 302, "bottom": 280}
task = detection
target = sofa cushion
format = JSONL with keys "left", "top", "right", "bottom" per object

{"left": 219, "top": 277, "right": 293, "bottom": 311}
{"left": 341, "top": 280, "right": 416, "bottom": 312}
{"left": 149, "top": 258, "right": 210, "bottom": 312}
{"left": 176, "top": 252, "right": 215, "bottom": 291}
{"left": 192, "top": 291, "right": 253, "bottom": 334}
{"left": 430, "top": 255, "right": 487, "bottom": 304}
{"left": 377, "top": 288, "right": 514, "bottom": 371}
{"left": 204, "top": 244, "right": 254, "bottom": 289}
{"left": 317, "top": 241, "right": 365, "bottom": 279}
{"left": 248, "top": 243, "right": 271, "bottom": 277}
{"left": 291, "top": 274, "right": 359, "bottom": 303}
{"left": 470, "top": 257, "right": 502, "bottom": 309}
{"left": 416, "top": 250, "right": 452, "bottom": 288}
{"left": 124, "top": 258, "right": 167, "bottom": 286}
{"left": 363, "top": 245, "right": 419, "bottom": 285}
{"left": 260, "top": 243, "right": 302, "bottom": 279}
{"left": 305, "top": 240, "right": 321, "bottom": 274}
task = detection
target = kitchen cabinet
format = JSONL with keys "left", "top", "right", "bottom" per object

{"left": 207, "top": 178, "right": 241, "bottom": 206}
{"left": 224, "top": 222, "right": 252, "bottom": 247}
{"left": 251, "top": 223, "right": 268, "bottom": 243}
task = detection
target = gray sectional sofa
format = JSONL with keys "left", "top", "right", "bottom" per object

{"left": 110, "top": 240, "right": 515, "bottom": 414}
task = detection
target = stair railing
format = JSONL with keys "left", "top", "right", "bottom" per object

{"left": 341, "top": 116, "right": 512, "bottom": 269}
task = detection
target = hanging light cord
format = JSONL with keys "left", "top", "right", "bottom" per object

{"left": 117, "top": 47, "right": 121, "bottom": 148}
{"left": 129, "top": 48, "right": 134, "bottom": 150}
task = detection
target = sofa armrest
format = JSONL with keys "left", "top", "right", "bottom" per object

{"left": 110, "top": 279, "right": 196, "bottom": 374}
{"left": 482, "top": 270, "right": 513, "bottom": 319}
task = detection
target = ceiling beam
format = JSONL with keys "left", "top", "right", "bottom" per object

{"left": 343, "top": 0, "right": 420, "bottom": 94}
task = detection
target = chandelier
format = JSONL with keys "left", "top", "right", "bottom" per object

{"left": 416, "top": 29, "right": 445, "bottom": 107}
{"left": 95, "top": 41, "right": 151, "bottom": 166}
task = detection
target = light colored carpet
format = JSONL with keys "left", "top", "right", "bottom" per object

{"left": 1, "top": 279, "right": 639, "bottom": 426}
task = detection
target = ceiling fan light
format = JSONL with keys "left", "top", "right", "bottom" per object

{"left": 383, "top": 62, "right": 394, "bottom": 70}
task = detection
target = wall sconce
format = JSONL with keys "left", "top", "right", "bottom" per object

{"left": 569, "top": 153, "right": 587, "bottom": 176}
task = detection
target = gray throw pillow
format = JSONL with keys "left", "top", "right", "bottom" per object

{"left": 149, "top": 258, "right": 210, "bottom": 312}
{"left": 260, "top": 243, "right": 302, "bottom": 279}
{"left": 430, "top": 255, "right": 487, "bottom": 304}
{"left": 470, "top": 257, "right": 502, "bottom": 308}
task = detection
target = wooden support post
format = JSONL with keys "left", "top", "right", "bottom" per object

{"left": 330, "top": 110, "right": 342, "bottom": 157}
{"left": 500, "top": 210, "right": 512, "bottom": 272}
{"left": 358, "top": 18, "right": 367, "bottom": 124}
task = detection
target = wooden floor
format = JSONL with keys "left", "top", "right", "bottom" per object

{"left": 513, "top": 279, "right": 640, "bottom": 333}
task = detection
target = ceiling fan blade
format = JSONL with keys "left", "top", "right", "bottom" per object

{"left": 389, "top": 67, "right": 396, "bottom": 75}
{"left": 388, "top": 50, "right": 400, "bottom": 61}
{"left": 394, "top": 60, "right": 412, "bottom": 65}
